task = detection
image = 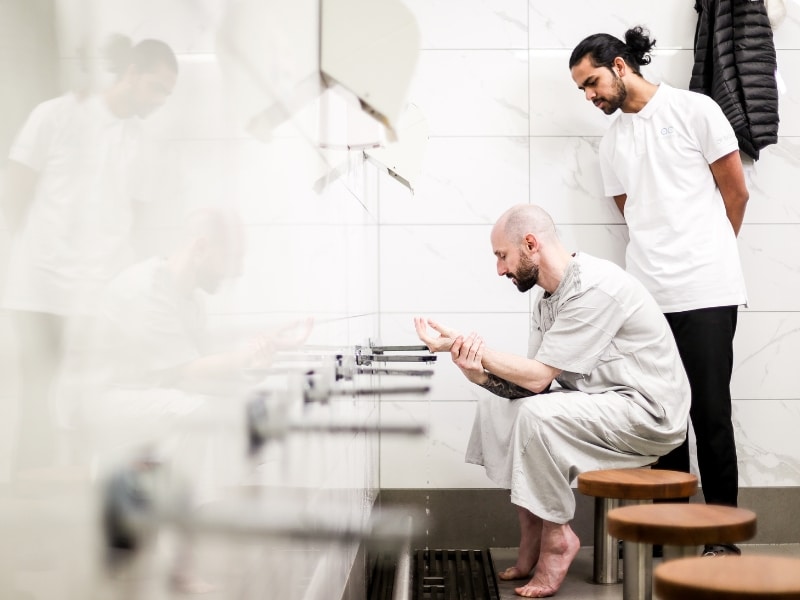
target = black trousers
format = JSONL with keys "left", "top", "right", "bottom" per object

{"left": 653, "top": 305, "right": 739, "bottom": 507}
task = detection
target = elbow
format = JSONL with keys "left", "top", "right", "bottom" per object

{"left": 526, "top": 377, "right": 553, "bottom": 394}
{"left": 736, "top": 187, "right": 749, "bottom": 208}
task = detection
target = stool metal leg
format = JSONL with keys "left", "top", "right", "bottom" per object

{"left": 662, "top": 544, "right": 698, "bottom": 560}
{"left": 593, "top": 497, "right": 620, "bottom": 584}
{"left": 622, "top": 540, "right": 652, "bottom": 600}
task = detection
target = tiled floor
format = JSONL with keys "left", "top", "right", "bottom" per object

{"left": 491, "top": 544, "right": 800, "bottom": 600}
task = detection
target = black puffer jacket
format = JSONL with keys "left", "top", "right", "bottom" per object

{"left": 690, "top": 0, "right": 779, "bottom": 160}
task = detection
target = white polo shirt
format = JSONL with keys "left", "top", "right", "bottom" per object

{"left": 598, "top": 83, "right": 747, "bottom": 313}
{"left": 3, "top": 93, "right": 149, "bottom": 316}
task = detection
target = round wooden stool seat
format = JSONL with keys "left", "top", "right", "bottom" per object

{"left": 607, "top": 503, "right": 757, "bottom": 546}
{"left": 578, "top": 468, "right": 698, "bottom": 500}
{"left": 577, "top": 468, "right": 698, "bottom": 586}
{"left": 655, "top": 555, "right": 800, "bottom": 599}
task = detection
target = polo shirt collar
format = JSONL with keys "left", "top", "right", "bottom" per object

{"left": 635, "top": 82, "right": 671, "bottom": 119}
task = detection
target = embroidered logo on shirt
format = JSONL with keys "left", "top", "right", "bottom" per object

{"left": 715, "top": 132, "right": 737, "bottom": 144}
{"left": 659, "top": 126, "right": 675, "bottom": 136}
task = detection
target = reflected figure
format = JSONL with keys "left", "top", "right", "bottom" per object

{"left": 95, "top": 206, "right": 311, "bottom": 394}
{"left": 86, "top": 206, "right": 311, "bottom": 595}
{"left": 1, "top": 36, "right": 178, "bottom": 476}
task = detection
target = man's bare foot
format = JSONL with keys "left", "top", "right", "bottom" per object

{"left": 514, "top": 522, "right": 580, "bottom": 598}
{"left": 498, "top": 566, "right": 531, "bottom": 581}
{"left": 500, "top": 505, "right": 542, "bottom": 582}
{"left": 170, "top": 572, "right": 217, "bottom": 595}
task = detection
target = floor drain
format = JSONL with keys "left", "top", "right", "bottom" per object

{"left": 412, "top": 549, "right": 500, "bottom": 600}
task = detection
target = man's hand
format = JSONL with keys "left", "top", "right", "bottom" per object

{"left": 242, "top": 317, "right": 315, "bottom": 370}
{"left": 269, "top": 317, "right": 314, "bottom": 350}
{"left": 414, "top": 317, "right": 460, "bottom": 353}
{"left": 451, "top": 332, "right": 489, "bottom": 385}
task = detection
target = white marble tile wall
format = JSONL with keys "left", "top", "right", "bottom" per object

{"left": 379, "top": 0, "right": 800, "bottom": 492}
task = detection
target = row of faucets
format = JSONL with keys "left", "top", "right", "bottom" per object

{"left": 101, "top": 341, "right": 435, "bottom": 579}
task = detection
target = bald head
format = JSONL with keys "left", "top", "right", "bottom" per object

{"left": 180, "top": 206, "right": 245, "bottom": 293}
{"left": 493, "top": 204, "right": 557, "bottom": 244}
{"left": 491, "top": 204, "right": 570, "bottom": 294}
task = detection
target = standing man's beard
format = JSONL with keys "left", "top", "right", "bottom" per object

{"left": 598, "top": 75, "right": 627, "bottom": 115}
{"left": 508, "top": 254, "right": 539, "bottom": 292}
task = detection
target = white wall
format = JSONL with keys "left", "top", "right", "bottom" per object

{"left": 379, "top": 0, "right": 800, "bottom": 490}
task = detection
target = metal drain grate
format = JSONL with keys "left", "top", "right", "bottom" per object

{"left": 413, "top": 549, "right": 500, "bottom": 600}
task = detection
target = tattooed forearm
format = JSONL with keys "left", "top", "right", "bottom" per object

{"left": 479, "top": 372, "right": 536, "bottom": 399}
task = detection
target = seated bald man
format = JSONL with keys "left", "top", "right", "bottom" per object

{"left": 414, "top": 204, "right": 690, "bottom": 598}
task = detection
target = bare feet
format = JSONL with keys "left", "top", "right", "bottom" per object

{"left": 498, "top": 566, "right": 531, "bottom": 581}
{"left": 514, "top": 522, "right": 580, "bottom": 598}
{"left": 499, "top": 506, "right": 542, "bottom": 581}
{"left": 170, "top": 572, "right": 217, "bottom": 595}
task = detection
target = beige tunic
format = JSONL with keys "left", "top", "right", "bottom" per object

{"left": 465, "top": 253, "right": 690, "bottom": 523}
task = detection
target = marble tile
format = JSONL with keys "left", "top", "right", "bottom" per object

{"left": 775, "top": 50, "right": 800, "bottom": 135}
{"left": 0, "top": 312, "right": 20, "bottom": 399}
{"left": 554, "top": 224, "right": 629, "bottom": 267}
{"left": 732, "top": 311, "right": 800, "bottom": 400}
{"left": 345, "top": 223, "right": 380, "bottom": 316}
{"left": 0, "top": 393, "right": 17, "bottom": 482}
{"left": 639, "top": 49, "right": 696, "bottom": 89}
{"left": 734, "top": 399, "right": 800, "bottom": 486}
{"left": 408, "top": 50, "right": 529, "bottom": 136}
{"left": 738, "top": 224, "right": 800, "bottom": 311}
{"left": 55, "top": 0, "right": 226, "bottom": 56}
{"left": 379, "top": 224, "right": 530, "bottom": 313}
{"left": 145, "top": 55, "right": 244, "bottom": 141}
{"left": 742, "top": 137, "right": 800, "bottom": 224}
{"left": 153, "top": 140, "right": 237, "bottom": 220}
{"left": 528, "top": 0, "right": 697, "bottom": 50}
{"left": 239, "top": 143, "right": 366, "bottom": 226}
{"left": 529, "top": 137, "right": 624, "bottom": 224}
{"left": 378, "top": 137, "right": 530, "bottom": 225}
{"left": 529, "top": 48, "right": 619, "bottom": 136}
{"left": 207, "top": 223, "right": 361, "bottom": 315}
{"left": 181, "top": 139, "right": 366, "bottom": 227}
{"left": 0, "top": 229, "right": 11, "bottom": 298}
{"left": 348, "top": 157, "right": 381, "bottom": 218}
{"left": 771, "top": 7, "right": 800, "bottom": 50}
{"left": 404, "top": 0, "right": 528, "bottom": 49}
{"left": 379, "top": 400, "right": 494, "bottom": 488}
{"left": 0, "top": 1, "right": 54, "bottom": 52}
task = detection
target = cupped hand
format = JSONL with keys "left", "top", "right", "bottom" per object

{"left": 413, "top": 317, "right": 460, "bottom": 353}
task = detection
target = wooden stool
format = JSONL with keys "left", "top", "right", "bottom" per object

{"left": 655, "top": 555, "right": 800, "bottom": 599}
{"left": 577, "top": 468, "right": 697, "bottom": 585}
{"left": 608, "top": 503, "right": 757, "bottom": 600}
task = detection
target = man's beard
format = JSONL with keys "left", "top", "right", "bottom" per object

{"left": 509, "top": 254, "right": 539, "bottom": 292}
{"left": 599, "top": 75, "right": 627, "bottom": 115}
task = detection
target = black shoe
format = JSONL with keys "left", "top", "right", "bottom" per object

{"left": 702, "top": 544, "right": 742, "bottom": 557}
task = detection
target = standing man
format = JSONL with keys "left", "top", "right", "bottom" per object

{"left": 415, "top": 204, "right": 689, "bottom": 597}
{"left": 1, "top": 36, "right": 178, "bottom": 476}
{"left": 569, "top": 27, "right": 748, "bottom": 556}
